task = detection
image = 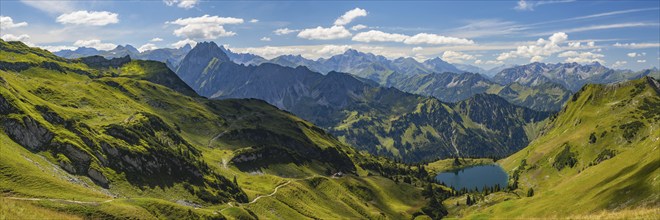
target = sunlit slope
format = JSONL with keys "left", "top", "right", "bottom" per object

{"left": 0, "top": 40, "right": 428, "bottom": 219}
{"left": 459, "top": 77, "right": 660, "bottom": 218}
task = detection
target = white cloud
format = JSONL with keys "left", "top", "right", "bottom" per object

{"left": 178, "top": 0, "right": 198, "bottom": 9}
{"left": 403, "top": 33, "right": 475, "bottom": 45}
{"left": 611, "top": 61, "right": 627, "bottom": 68}
{"left": 260, "top": 37, "right": 271, "bottom": 41}
{"left": 530, "top": 55, "right": 545, "bottom": 62}
{"left": 20, "top": 0, "right": 75, "bottom": 14}
{"left": 514, "top": 0, "right": 531, "bottom": 11}
{"left": 318, "top": 45, "right": 352, "bottom": 56}
{"left": 163, "top": 0, "right": 198, "bottom": 9}
{"left": 274, "top": 28, "right": 298, "bottom": 35}
{"left": 38, "top": 45, "right": 77, "bottom": 52}
{"left": 334, "top": 8, "right": 367, "bottom": 26}
{"left": 558, "top": 50, "right": 605, "bottom": 63}
{"left": 351, "top": 31, "right": 475, "bottom": 45}
{"left": 514, "top": 0, "right": 575, "bottom": 11}
{"left": 1, "top": 34, "right": 30, "bottom": 42}
{"left": 568, "top": 41, "right": 595, "bottom": 48}
{"left": 613, "top": 42, "right": 660, "bottom": 49}
{"left": 448, "top": 19, "right": 525, "bottom": 38}
{"left": 352, "top": 30, "right": 408, "bottom": 43}
{"left": 485, "top": 60, "right": 504, "bottom": 65}
{"left": 138, "top": 43, "right": 158, "bottom": 52}
{"left": 167, "top": 15, "right": 243, "bottom": 39}
{"left": 150, "top": 38, "right": 163, "bottom": 42}
{"left": 297, "top": 26, "right": 351, "bottom": 40}
{"left": 173, "top": 25, "right": 235, "bottom": 39}
{"left": 412, "top": 47, "right": 424, "bottom": 52}
{"left": 250, "top": 19, "right": 259, "bottom": 23}
{"left": 441, "top": 50, "right": 476, "bottom": 63}
{"left": 565, "top": 22, "right": 658, "bottom": 33}
{"left": 497, "top": 32, "right": 567, "bottom": 62}
{"left": 627, "top": 52, "right": 646, "bottom": 58}
{"left": 168, "top": 15, "right": 244, "bottom": 26}
{"left": 56, "top": 11, "right": 119, "bottom": 26}
{"left": 171, "top": 38, "right": 197, "bottom": 48}
{"left": 351, "top": 24, "right": 368, "bottom": 31}
{"left": 73, "top": 39, "right": 116, "bottom": 50}
{"left": 237, "top": 46, "right": 305, "bottom": 59}
{"left": 535, "top": 23, "right": 658, "bottom": 36}
{"left": 637, "top": 60, "right": 646, "bottom": 63}
{"left": 0, "top": 16, "right": 28, "bottom": 30}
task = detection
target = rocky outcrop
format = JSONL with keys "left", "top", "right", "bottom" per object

{"left": 35, "top": 105, "right": 65, "bottom": 125}
{"left": 0, "top": 61, "right": 33, "bottom": 72}
{"left": 0, "top": 94, "right": 21, "bottom": 115}
{"left": 1, "top": 116, "right": 53, "bottom": 151}
{"left": 87, "top": 168, "right": 109, "bottom": 187}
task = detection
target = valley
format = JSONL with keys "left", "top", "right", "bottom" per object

{"left": 1, "top": 1, "right": 659, "bottom": 218}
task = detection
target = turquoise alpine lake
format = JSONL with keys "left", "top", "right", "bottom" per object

{"left": 434, "top": 164, "right": 508, "bottom": 191}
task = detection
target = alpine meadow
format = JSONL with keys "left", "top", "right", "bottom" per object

{"left": 1, "top": 1, "right": 659, "bottom": 219}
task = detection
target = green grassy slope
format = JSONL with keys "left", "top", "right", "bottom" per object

{"left": 0, "top": 40, "right": 430, "bottom": 219}
{"left": 447, "top": 77, "right": 660, "bottom": 218}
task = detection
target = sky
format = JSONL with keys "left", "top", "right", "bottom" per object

{"left": 1, "top": 0, "right": 659, "bottom": 70}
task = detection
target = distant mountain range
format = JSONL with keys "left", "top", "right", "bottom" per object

{"left": 492, "top": 62, "right": 658, "bottom": 92}
{"left": 174, "top": 42, "right": 550, "bottom": 162}
{"left": 54, "top": 44, "right": 659, "bottom": 112}
{"left": 216, "top": 47, "right": 656, "bottom": 111}
{"left": 55, "top": 44, "right": 192, "bottom": 70}
{"left": 386, "top": 71, "right": 573, "bottom": 112}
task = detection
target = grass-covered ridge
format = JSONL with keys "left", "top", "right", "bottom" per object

{"left": 446, "top": 76, "right": 660, "bottom": 218}
{"left": 0, "top": 40, "right": 435, "bottom": 219}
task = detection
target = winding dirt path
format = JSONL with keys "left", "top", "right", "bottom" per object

{"left": 219, "top": 175, "right": 321, "bottom": 212}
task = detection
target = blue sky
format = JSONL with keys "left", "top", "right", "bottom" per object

{"left": 1, "top": 0, "right": 658, "bottom": 70}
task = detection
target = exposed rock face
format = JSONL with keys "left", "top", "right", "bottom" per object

{"left": 1, "top": 116, "right": 53, "bottom": 151}
{"left": 35, "top": 105, "right": 65, "bottom": 125}
{"left": 0, "top": 94, "right": 21, "bottom": 114}
{"left": 0, "top": 61, "right": 33, "bottom": 72}
{"left": 87, "top": 168, "right": 109, "bottom": 187}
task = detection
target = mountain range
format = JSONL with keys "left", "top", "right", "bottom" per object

{"left": 492, "top": 62, "right": 657, "bottom": 92}
{"left": 198, "top": 46, "right": 657, "bottom": 112}
{"left": 55, "top": 44, "right": 193, "bottom": 70}
{"left": 174, "top": 42, "right": 550, "bottom": 162}
{"left": 54, "top": 44, "right": 658, "bottom": 112}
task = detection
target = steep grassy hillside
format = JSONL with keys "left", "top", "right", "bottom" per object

{"left": 0, "top": 40, "right": 433, "bottom": 219}
{"left": 446, "top": 77, "right": 660, "bottom": 218}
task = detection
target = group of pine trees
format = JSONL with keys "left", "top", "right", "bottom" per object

{"left": 419, "top": 183, "right": 451, "bottom": 219}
